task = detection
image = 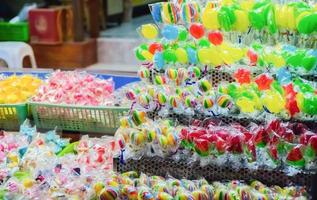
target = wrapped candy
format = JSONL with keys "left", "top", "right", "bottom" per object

{"left": 32, "top": 71, "right": 114, "bottom": 106}
{"left": 0, "top": 75, "right": 42, "bottom": 104}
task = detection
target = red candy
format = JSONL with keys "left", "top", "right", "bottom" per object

{"left": 253, "top": 127, "right": 270, "bottom": 147}
{"left": 286, "top": 145, "right": 304, "bottom": 163}
{"left": 189, "top": 23, "right": 205, "bottom": 39}
{"left": 300, "top": 131, "right": 315, "bottom": 145}
{"left": 308, "top": 135, "right": 317, "bottom": 154}
{"left": 268, "top": 144, "right": 278, "bottom": 161}
{"left": 226, "top": 134, "right": 244, "bottom": 154}
{"left": 255, "top": 74, "right": 273, "bottom": 91}
{"left": 207, "top": 31, "right": 223, "bottom": 46}
{"left": 149, "top": 42, "right": 163, "bottom": 54}
{"left": 246, "top": 49, "right": 258, "bottom": 66}
{"left": 233, "top": 68, "right": 251, "bottom": 84}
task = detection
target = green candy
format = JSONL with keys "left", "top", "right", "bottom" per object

{"left": 297, "top": 13, "right": 317, "bottom": 34}
{"left": 267, "top": 6, "right": 277, "bottom": 34}
{"left": 271, "top": 81, "right": 284, "bottom": 95}
{"left": 301, "top": 95, "right": 317, "bottom": 115}
{"left": 218, "top": 6, "right": 236, "bottom": 31}
{"left": 198, "top": 38, "right": 210, "bottom": 47}
{"left": 135, "top": 44, "right": 148, "bottom": 61}
{"left": 178, "top": 27, "right": 188, "bottom": 41}
{"left": 249, "top": 3, "right": 271, "bottom": 30}
{"left": 163, "top": 49, "right": 177, "bottom": 63}
{"left": 302, "top": 56, "right": 317, "bottom": 71}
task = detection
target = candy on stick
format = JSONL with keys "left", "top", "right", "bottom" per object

{"left": 189, "top": 23, "right": 205, "bottom": 39}
{"left": 181, "top": 2, "right": 201, "bottom": 24}
{"left": 139, "top": 24, "right": 159, "bottom": 40}
{"left": 162, "top": 25, "right": 179, "bottom": 40}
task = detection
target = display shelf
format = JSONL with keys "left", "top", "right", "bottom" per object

{"left": 114, "top": 156, "right": 317, "bottom": 198}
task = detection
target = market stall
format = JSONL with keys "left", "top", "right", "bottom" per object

{"left": 0, "top": 0, "right": 317, "bottom": 199}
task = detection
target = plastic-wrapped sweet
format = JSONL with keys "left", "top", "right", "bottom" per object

{"left": 0, "top": 75, "right": 42, "bottom": 104}
{"left": 32, "top": 70, "right": 114, "bottom": 106}
{"left": 0, "top": 121, "right": 118, "bottom": 199}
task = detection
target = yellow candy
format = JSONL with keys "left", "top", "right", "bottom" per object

{"left": 202, "top": 8, "right": 219, "bottom": 30}
{"left": 286, "top": 6, "right": 296, "bottom": 30}
{"left": 219, "top": 43, "right": 245, "bottom": 64}
{"left": 198, "top": 47, "right": 223, "bottom": 66}
{"left": 175, "top": 48, "right": 188, "bottom": 64}
{"left": 277, "top": 5, "right": 289, "bottom": 29}
{"left": 234, "top": 10, "right": 249, "bottom": 32}
{"left": 140, "top": 24, "right": 158, "bottom": 40}
{"left": 23, "top": 178, "right": 34, "bottom": 188}
{"left": 296, "top": 93, "right": 304, "bottom": 110}
{"left": 141, "top": 50, "right": 154, "bottom": 61}
{"left": 263, "top": 53, "right": 285, "bottom": 67}
{"left": 262, "top": 90, "right": 285, "bottom": 114}
{"left": 94, "top": 182, "right": 105, "bottom": 195}
{"left": 236, "top": 97, "right": 256, "bottom": 113}
{"left": 222, "top": 0, "right": 234, "bottom": 6}
{"left": 240, "top": 0, "right": 255, "bottom": 11}
{"left": 0, "top": 75, "right": 42, "bottom": 103}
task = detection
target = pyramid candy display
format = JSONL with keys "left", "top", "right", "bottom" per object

{"left": 116, "top": 0, "right": 317, "bottom": 199}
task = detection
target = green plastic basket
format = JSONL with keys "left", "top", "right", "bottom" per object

{"left": 0, "top": 103, "right": 28, "bottom": 130}
{"left": 0, "top": 22, "right": 29, "bottom": 42}
{"left": 29, "top": 102, "right": 129, "bottom": 134}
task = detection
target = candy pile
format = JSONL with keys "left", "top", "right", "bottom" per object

{"left": 148, "top": 0, "right": 317, "bottom": 47}
{"left": 96, "top": 171, "right": 307, "bottom": 200}
{"left": 0, "top": 121, "right": 115, "bottom": 199}
{"left": 116, "top": 116, "right": 317, "bottom": 171}
{"left": 0, "top": 75, "right": 42, "bottom": 104}
{"left": 32, "top": 70, "right": 114, "bottom": 106}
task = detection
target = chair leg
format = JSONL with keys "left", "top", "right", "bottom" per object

{"left": 29, "top": 53, "right": 37, "bottom": 68}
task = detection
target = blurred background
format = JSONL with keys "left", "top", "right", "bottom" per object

{"left": 0, "top": 0, "right": 162, "bottom": 74}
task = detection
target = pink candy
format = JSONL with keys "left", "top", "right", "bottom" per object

{"left": 32, "top": 71, "right": 114, "bottom": 106}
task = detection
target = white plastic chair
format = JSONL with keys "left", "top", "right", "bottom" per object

{"left": 0, "top": 42, "right": 37, "bottom": 68}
